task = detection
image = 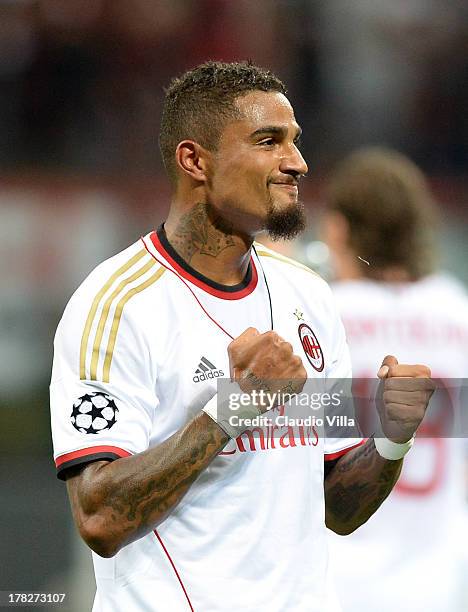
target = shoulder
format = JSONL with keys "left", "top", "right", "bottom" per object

{"left": 331, "top": 279, "right": 381, "bottom": 303}
{"left": 398, "top": 274, "right": 468, "bottom": 317}
{"left": 416, "top": 274, "right": 468, "bottom": 320}
{"left": 417, "top": 274, "right": 468, "bottom": 300}
{"left": 54, "top": 237, "right": 166, "bottom": 381}
{"left": 67, "top": 239, "right": 165, "bottom": 314}
{"left": 55, "top": 238, "right": 165, "bottom": 346}
{"left": 253, "top": 242, "right": 334, "bottom": 307}
{"left": 253, "top": 242, "right": 324, "bottom": 283}
{"left": 253, "top": 242, "right": 340, "bottom": 318}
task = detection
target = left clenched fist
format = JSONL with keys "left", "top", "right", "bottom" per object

{"left": 376, "top": 355, "right": 435, "bottom": 443}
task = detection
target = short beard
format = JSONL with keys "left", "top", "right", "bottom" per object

{"left": 265, "top": 201, "right": 306, "bottom": 241}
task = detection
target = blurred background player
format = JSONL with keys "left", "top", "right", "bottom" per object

{"left": 323, "top": 147, "right": 468, "bottom": 612}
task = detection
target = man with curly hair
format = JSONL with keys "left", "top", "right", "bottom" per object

{"left": 50, "top": 63, "right": 433, "bottom": 611}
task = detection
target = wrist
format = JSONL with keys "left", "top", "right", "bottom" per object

{"left": 373, "top": 433, "right": 414, "bottom": 460}
{"left": 202, "top": 393, "right": 261, "bottom": 439}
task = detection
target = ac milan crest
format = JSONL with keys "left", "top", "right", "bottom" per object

{"left": 298, "top": 323, "right": 324, "bottom": 372}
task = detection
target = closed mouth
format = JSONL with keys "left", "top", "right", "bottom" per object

{"left": 271, "top": 183, "right": 298, "bottom": 190}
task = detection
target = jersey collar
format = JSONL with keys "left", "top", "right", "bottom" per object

{"left": 149, "top": 225, "right": 258, "bottom": 300}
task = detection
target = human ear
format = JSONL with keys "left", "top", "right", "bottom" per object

{"left": 175, "top": 140, "right": 210, "bottom": 182}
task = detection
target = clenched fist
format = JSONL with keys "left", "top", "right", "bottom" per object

{"left": 228, "top": 327, "right": 307, "bottom": 411}
{"left": 377, "top": 355, "right": 435, "bottom": 443}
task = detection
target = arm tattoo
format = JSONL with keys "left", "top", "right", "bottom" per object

{"left": 168, "top": 202, "right": 235, "bottom": 262}
{"left": 104, "top": 423, "right": 219, "bottom": 526}
{"left": 324, "top": 438, "right": 402, "bottom": 534}
{"left": 69, "top": 413, "right": 229, "bottom": 554}
{"left": 244, "top": 369, "right": 272, "bottom": 393}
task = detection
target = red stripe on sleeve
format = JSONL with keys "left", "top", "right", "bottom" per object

{"left": 55, "top": 445, "right": 131, "bottom": 467}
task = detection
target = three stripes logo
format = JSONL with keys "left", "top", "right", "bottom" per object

{"left": 298, "top": 323, "right": 324, "bottom": 372}
{"left": 193, "top": 356, "right": 225, "bottom": 383}
{"left": 79, "top": 247, "right": 165, "bottom": 383}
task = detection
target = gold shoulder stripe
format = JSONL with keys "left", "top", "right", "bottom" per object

{"left": 102, "top": 267, "right": 166, "bottom": 383}
{"left": 89, "top": 258, "right": 157, "bottom": 380}
{"left": 79, "top": 248, "right": 147, "bottom": 380}
{"left": 254, "top": 245, "right": 320, "bottom": 278}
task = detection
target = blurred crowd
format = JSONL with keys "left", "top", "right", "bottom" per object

{"left": 1, "top": 3, "right": 468, "bottom": 606}
{"left": 1, "top": 0, "right": 467, "bottom": 175}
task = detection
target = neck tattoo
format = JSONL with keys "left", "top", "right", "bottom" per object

{"left": 168, "top": 202, "right": 235, "bottom": 263}
{"left": 160, "top": 203, "right": 274, "bottom": 336}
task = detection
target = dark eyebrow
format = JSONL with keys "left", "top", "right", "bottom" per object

{"left": 250, "top": 125, "right": 303, "bottom": 140}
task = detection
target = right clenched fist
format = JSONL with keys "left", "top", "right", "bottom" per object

{"left": 227, "top": 327, "right": 307, "bottom": 410}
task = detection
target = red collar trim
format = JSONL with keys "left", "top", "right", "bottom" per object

{"left": 149, "top": 230, "right": 258, "bottom": 300}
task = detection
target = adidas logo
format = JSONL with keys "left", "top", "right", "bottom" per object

{"left": 193, "top": 357, "right": 224, "bottom": 383}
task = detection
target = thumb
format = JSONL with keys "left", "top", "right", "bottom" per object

{"left": 377, "top": 355, "right": 399, "bottom": 379}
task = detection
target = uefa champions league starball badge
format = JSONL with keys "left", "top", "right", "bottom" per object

{"left": 70, "top": 392, "right": 119, "bottom": 434}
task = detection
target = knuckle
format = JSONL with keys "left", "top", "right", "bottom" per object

{"left": 241, "top": 326, "right": 259, "bottom": 338}
{"left": 263, "top": 330, "right": 279, "bottom": 343}
{"left": 414, "top": 363, "right": 431, "bottom": 377}
{"left": 292, "top": 354, "right": 303, "bottom": 368}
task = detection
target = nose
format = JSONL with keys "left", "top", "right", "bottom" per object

{"left": 280, "top": 143, "right": 308, "bottom": 178}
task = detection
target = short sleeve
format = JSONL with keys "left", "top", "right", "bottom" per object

{"left": 323, "top": 289, "right": 364, "bottom": 461}
{"left": 50, "top": 260, "right": 159, "bottom": 480}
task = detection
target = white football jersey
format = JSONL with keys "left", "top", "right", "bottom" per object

{"left": 328, "top": 275, "right": 468, "bottom": 612}
{"left": 50, "top": 226, "right": 362, "bottom": 612}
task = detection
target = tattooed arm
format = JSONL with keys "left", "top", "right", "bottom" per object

{"left": 324, "top": 438, "right": 402, "bottom": 535}
{"left": 66, "top": 412, "right": 229, "bottom": 558}
{"left": 325, "top": 355, "right": 433, "bottom": 535}
{"left": 66, "top": 328, "right": 306, "bottom": 558}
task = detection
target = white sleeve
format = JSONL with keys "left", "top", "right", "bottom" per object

{"left": 50, "top": 280, "right": 158, "bottom": 480}
{"left": 323, "top": 289, "right": 364, "bottom": 461}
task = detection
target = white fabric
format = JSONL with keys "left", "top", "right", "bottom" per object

{"left": 328, "top": 275, "right": 468, "bottom": 612}
{"left": 51, "top": 232, "right": 362, "bottom": 612}
{"left": 201, "top": 391, "right": 263, "bottom": 438}
{"left": 374, "top": 434, "right": 414, "bottom": 460}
